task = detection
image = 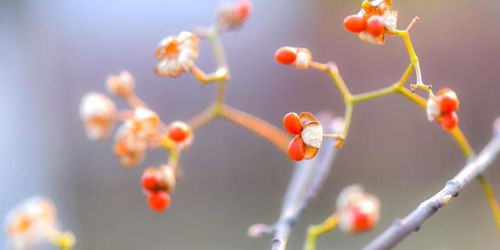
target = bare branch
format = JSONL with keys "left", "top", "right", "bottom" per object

{"left": 363, "top": 118, "right": 500, "bottom": 250}
{"left": 247, "top": 113, "right": 345, "bottom": 250}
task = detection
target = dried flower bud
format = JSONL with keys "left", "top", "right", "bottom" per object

{"left": 114, "top": 122, "right": 147, "bottom": 168}
{"left": 301, "top": 122, "right": 323, "bottom": 148}
{"left": 155, "top": 31, "right": 200, "bottom": 78}
{"left": 5, "top": 197, "right": 58, "bottom": 249}
{"left": 337, "top": 185, "right": 380, "bottom": 234}
{"left": 106, "top": 71, "right": 135, "bottom": 98}
{"left": 131, "top": 107, "right": 161, "bottom": 140}
{"left": 216, "top": 0, "right": 253, "bottom": 31}
{"left": 80, "top": 92, "right": 116, "bottom": 140}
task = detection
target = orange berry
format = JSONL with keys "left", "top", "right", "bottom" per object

{"left": 283, "top": 112, "right": 303, "bottom": 135}
{"left": 288, "top": 136, "right": 305, "bottom": 161}
{"left": 440, "top": 112, "right": 459, "bottom": 131}
{"left": 352, "top": 207, "right": 374, "bottom": 233}
{"left": 167, "top": 121, "right": 192, "bottom": 143}
{"left": 235, "top": 0, "right": 252, "bottom": 20}
{"left": 275, "top": 47, "right": 297, "bottom": 65}
{"left": 343, "top": 15, "right": 367, "bottom": 33}
{"left": 147, "top": 191, "right": 171, "bottom": 212}
{"left": 366, "top": 15, "right": 385, "bottom": 36}
{"left": 437, "top": 88, "right": 459, "bottom": 114}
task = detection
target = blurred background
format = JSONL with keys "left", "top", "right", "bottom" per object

{"left": 1, "top": 0, "right": 499, "bottom": 249}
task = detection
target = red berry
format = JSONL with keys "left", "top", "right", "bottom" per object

{"left": 147, "top": 191, "right": 171, "bottom": 212}
{"left": 288, "top": 136, "right": 305, "bottom": 161}
{"left": 275, "top": 47, "right": 297, "bottom": 65}
{"left": 167, "top": 121, "right": 191, "bottom": 143}
{"left": 343, "top": 15, "right": 367, "bottom": 33}
{"left": 283, "top": 112, "right": 303, "bottom": 135}
{"left": 440, "top": 112, "right": 459, "bottom": 131}
{"left": 352, "top": 207, "right": 373, "bottom": 233}
{"left": 366, "top": 15, "right": 385, "bottom": 36}
{"left": 235, "top": 0, "right": 252, "bottom": 20}
{"left": 142, "top": 168, "right": 160, "bottom": 191}
{"left": 437, "top": 88, "right": 459, "bottom": 114}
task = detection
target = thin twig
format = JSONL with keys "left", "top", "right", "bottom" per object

{"left": 219, "top": 104, "right": 290, "bottom": 154}
{"left": 363, "top": 118, "right": 500, "bottom": 250}
{"left": 247, "top": 114, "right": 344, "bottom": 250}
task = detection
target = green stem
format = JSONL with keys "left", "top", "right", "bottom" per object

{"left": 352, "top": 86, "right": 396, "bottom": 104}
{"left": 477, "top": 174, "right": 500, "bottom": 230}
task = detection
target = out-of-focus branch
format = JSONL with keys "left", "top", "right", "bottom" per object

{"left": 219, "top": 104, "right": 290, "bottom": 154}
{"left": 247, "top": 114, "right": 344, "bottom": 250}
{"left": 363, "top": 118, "right": 500, "bottom": 250}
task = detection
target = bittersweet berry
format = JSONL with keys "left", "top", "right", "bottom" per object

{"left": 351, "top": 202, "right": 376, "bottom": 233}
{"left": 283, "top": 112, "right": 303, "bottom": 135}
{"left": 288, "top": 136, "right": 305, "bottom": 161}
{"left": 437, "top": 88, "right": 459, "bottom": 114}
{"left": 275, "top": 47, "right": 297, "bottom": 65}
{"left": 343, "top": 15, "right": 367, "bottom": 33}
{"left": 167, "top": 121, "right": 192, "bottom": 143}
{"left": 147, "top": 191, "right": 171, "bottom": 212}
{"left": 142, "top": 168, "right": 161, "bottom": 191}
{"left": 440, "top": 112, "right": 458, "bottom": 131}
{"left": 366, "top": 15, "right": 385, "bottom": 36}
{"left": 234, "top": 0, "right": 252, "bottom": 20}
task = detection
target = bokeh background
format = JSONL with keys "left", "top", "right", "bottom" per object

{"left": 1, "top": 0, "right": 499, "bottom": 249}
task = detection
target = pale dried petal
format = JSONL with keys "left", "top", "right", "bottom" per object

{"left": 294, "top": 49, "right": 312, "bottom": 69}
{"left": 301, "top": 123, "right": 323, "bottom": 148}
{"left": 298, "top": 112, "right": 318, "bottom": 124}
{"left": 426, "top": 96, "right": 440, "bottom": 122}
{"left": 162, "top": 165, "right": 177, "bottom": 192}
{"left": 359, "top": 31, "right": 386, "bottom": 45}
{"left": 336, "top": 185, "right": 364, "bottom": 211}
{"left": 383, "top": 10, "right": 398, "bottom": 30}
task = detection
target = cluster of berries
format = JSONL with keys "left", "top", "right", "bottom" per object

{"left": 141, "top": 165, "right": 177, "bottom": 212}
{"left": 427, "top": 88, "right": 460, "bottom": 131}
{"left": 80, "top": 71, "right": 194, "bottom": 211}
{"left": 343, "top": 0, "right": 397, "bottom": 45}
{"left": 283, "top": 112, "right": 324, "bottom": 161}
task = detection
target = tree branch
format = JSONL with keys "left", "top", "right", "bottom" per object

{"left": 363, "top": 118, "right": 500, "bottom": 250}
{"left": 247, "top": 113, "right": 345, "bottom": 250}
